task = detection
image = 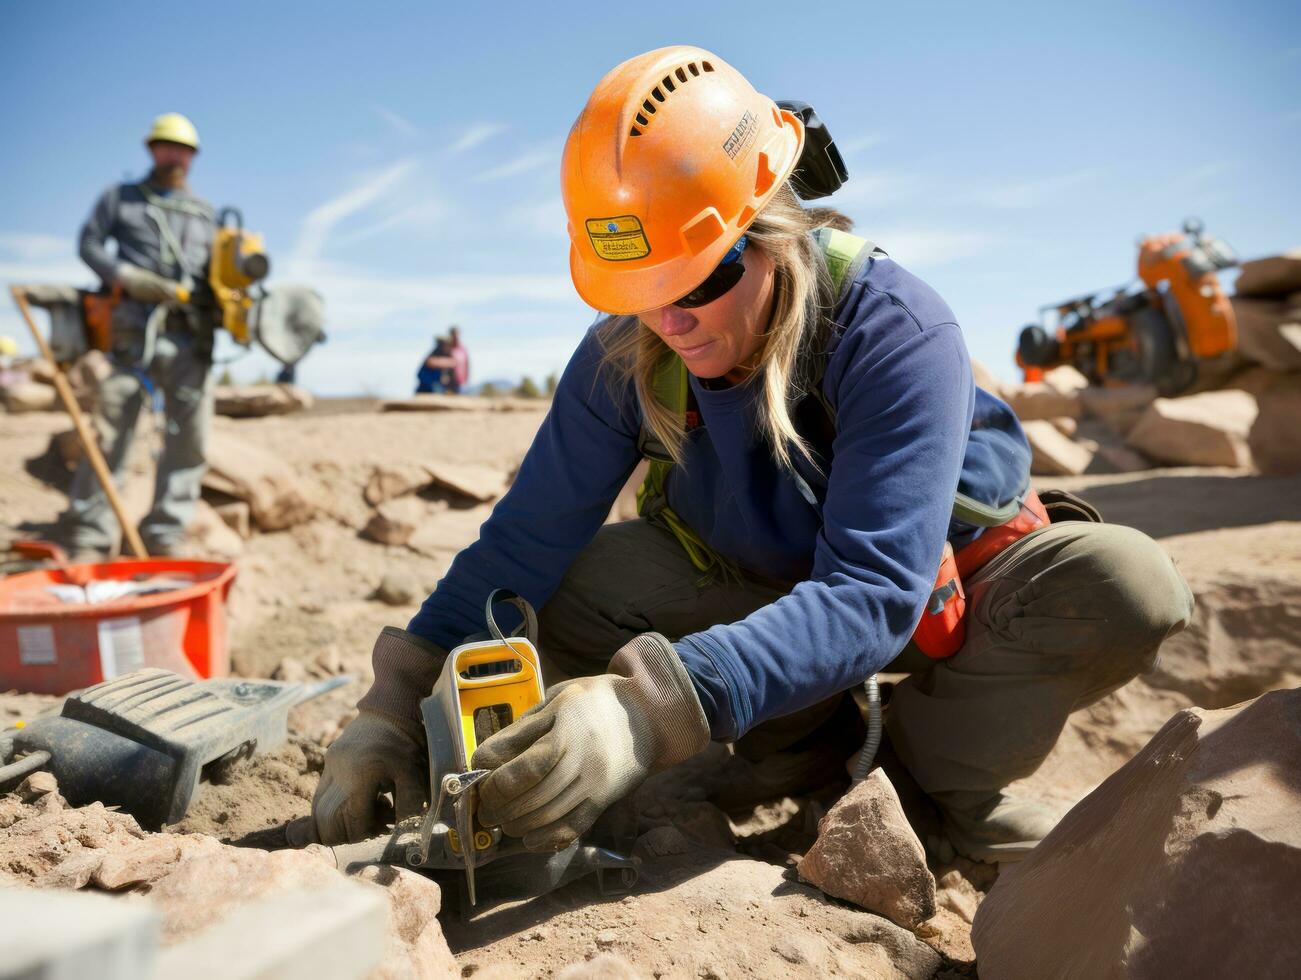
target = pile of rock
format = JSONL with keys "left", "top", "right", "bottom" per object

{"left": 0, "top": 353, "right": 109, "bottom": 414}
{"left": 0, "top": 772, "right": 458, "bottom": 977}
{"left": 1231, "top": 248, "right": 1301, "bottom": 373}
{"left": 982, "top": 364, "right": 1165, "bottom": 477}
{"left": 982, "top": 249, "right": 1301, "bottom": 477}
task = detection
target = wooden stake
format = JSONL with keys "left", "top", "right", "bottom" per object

{"left": 10, "top": 285, "right": 148, "bottom": 558}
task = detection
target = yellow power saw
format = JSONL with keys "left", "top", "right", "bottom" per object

{"left": 15, "top": 206, "right": 324, "bottom": 369}
{"left": 325, "top": 591, "right": 639, "bottom": 912}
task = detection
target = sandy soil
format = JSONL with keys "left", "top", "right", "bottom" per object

{"left": 2, "top": 399, "right": 1298, "bottom": 977}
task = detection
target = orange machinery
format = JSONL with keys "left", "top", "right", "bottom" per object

{"left": 1016, "top": 219, "right": 1238, "bottom": 395}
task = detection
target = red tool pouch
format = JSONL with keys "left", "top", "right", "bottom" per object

{"left": 910, "top": 489, "right": 1053, "bottom": 660}
{"left": 912, "top": 542, "right": 967, "bottom": 659}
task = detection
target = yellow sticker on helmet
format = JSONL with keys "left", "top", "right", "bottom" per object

{"left": 586, "top": 215, "right": 651, "bottom": 261}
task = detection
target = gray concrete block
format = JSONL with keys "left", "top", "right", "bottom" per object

{"left": 0, "top": 886, "right": 160, "bottom": 980}
{"left": 152, "top": 881, "right": 386, "bottom": 980}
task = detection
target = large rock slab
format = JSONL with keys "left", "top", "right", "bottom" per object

{"left": 425, "top": 460, "right": 509, "bottom": 503}
{"left": 797, "top": 769, "right": 937, "bottom": 929}
{"left": 364, "top": 463, "right": 433, "bottom": 506}
{"left": 214, "top": 383, "right": 314, "bottom": 418}
{"left": 971, "top": 359, "right": 1005, "bottom": 398}
{"left": 1078, "top": 383, "right": 1157, "bottom": 437}
{"left": 380, "top": 394, "right": 545, "bottom": 413}
{"left": 1230, "top": 296, "right": 1301, "bottom": 372}
{"left": 1023, "top": 419, "right": 1094, "bottom": 476}
{"left": 203, "top": 431, "right": 317, "bottom": 531}
{"left": 1125, "top": 389, "right": 1257, "bottom": 468}
{"left": 2, "top": 380, "right": 58, "bottom": 413}
{"left": 973, "top": 689, "right": 1301, "bottom": 980}
{"left": 1002, "top": 381, "right": 1082, "bottom": 421}
{"left": 1233, "top": 248, "right": 1301, "bottom": 298}
{"left": 362, "top": 496, "right": 439, "bottom": 547}
{"left": 1249, "top": 374, "right": 1301, "bottom": 475}
{"left": 1042, "top": 364, "right": 1089, "bottom": 395}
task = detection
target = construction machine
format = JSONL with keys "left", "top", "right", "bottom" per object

{"left": 1016, "top": 219, "right": 1238, "bottom": 395}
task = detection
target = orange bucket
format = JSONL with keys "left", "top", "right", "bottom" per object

{"left": 0, "top": 558, "right": 237, "bottom": 695}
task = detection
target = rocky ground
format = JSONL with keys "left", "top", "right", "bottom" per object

{"left": 2, "top": 365, "right": 1299, "bottom": 976}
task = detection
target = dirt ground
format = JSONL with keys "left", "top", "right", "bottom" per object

{"left": 2, "top": 399, "right": 1299, "bottom": 978}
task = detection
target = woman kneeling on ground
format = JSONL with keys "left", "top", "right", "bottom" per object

{"left": 310, "top": 47, "right": 1193, "bottom": 863}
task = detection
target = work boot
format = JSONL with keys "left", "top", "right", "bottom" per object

{"left": 141, "top": 538, "right": 190, "bottom": 558}
{"left": 939, "top": 792, "right": 1061, "bottom": 864}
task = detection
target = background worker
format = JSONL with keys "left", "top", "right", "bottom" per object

{"left": 415, "top": 332, "right": 454, "bottom": 394}
{"left": 312, "top": 48, "right": 1194, "bottom": 862}
{"left": 445, "top": 325, "right": 469, "bottom": 394}
{"left": 54, "top": 112, "right": 217, "bottom": 558}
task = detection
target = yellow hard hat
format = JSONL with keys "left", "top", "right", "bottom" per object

{"left": 0, "top": 336, "right": 17, "bottom": 357}
{"left": 145, "top": 113, "right": 200, "bottom": 151}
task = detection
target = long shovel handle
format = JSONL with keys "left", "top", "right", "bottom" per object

{"left": 10, "top": 285, "right": 148, "bottom": 559}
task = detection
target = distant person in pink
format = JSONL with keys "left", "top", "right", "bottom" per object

{"left": 446, "top": 326, "right": 469, "bottom": 394}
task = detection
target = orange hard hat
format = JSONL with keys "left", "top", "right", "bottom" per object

{"left": 562, "top": 46, "right": 805, "bottom": 315}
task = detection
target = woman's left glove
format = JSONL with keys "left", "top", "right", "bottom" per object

{"left": 472, "top": 633, "right": 709, "bottom": 851}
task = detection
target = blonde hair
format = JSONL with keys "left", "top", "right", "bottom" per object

{"left": 598, "top": 184, "right": 852, "bottom": 472}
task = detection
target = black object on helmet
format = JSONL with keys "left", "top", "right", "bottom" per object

{"left": 777, "top": 100, "right": 849, "bottom": 201}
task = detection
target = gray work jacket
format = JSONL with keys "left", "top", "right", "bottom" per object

{"left": 80, "top": 179, "right": 217, "bottom": 335}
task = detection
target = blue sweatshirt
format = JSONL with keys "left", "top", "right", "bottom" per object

{"left": 409, "top": 252, "right": 1031, "bottom": 741}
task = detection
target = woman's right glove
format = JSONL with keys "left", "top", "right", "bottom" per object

{"left": 311, "top": 627, "right": 446, "bottom": 845}
{"left": 472, "top": 633, "right": 709, "bottom": 852}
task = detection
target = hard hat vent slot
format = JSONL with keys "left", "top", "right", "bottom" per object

{"left": 628, "top": 62, "right": 707, "bottom": 137}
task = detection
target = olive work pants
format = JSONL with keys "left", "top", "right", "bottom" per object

{"left": 58, "top": 328, "right": 213, "bottom": 554}
{"left": 536, "top": 518, "right": 1194, "bottom": 808}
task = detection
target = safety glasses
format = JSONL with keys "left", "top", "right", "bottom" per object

{"left": 673, "top": 235, "right": 748, "bottom": 309}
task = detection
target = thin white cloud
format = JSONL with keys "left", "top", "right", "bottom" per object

{"left": 449, "top": 122, "right": 506, "bottom": 155}
{"left": 958, "top": 171, "right": 1100, "bottom": 209}
{"left": 0, "top": 232, "right": 71, "bottom": 261}
{"left": 374, "top": 105, "right": 420, "bottom": 138}
{"left": 869, "top": 227, "right": 996, "bottom": 268}
{"left": 287, "top": 160, "right": 418, "bottom": 275}
{"left": 473, "top": 148, "right": 554, "bottom": 182}
{"left": 839, "top": 133, "right": 887, "bottom": 156}
{"left": 335, "top": 198, "right": 448, "bottom": 247}
{"left": 1167, "top": 162, "right": 1232, "bottom": 193}
{"left": 511, "top": 196, "right": 567, "bottom": 238}
{"left": 831, "top": 171, "right": 925, "bottom": 208}
{"left": 301, "top": 260, "right": 575, "bottom": 329}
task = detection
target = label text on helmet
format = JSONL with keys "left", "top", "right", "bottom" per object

{"left": 723, "top": 111, "right": 757, "bottom": 161}
{"left": 586, "top": 216, "right": 651, "bottom": 261}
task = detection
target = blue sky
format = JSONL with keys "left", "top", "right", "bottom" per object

{"left": 1, "top": 1, "right": 1297, "bottom": 395}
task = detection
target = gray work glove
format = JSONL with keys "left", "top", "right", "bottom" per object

{"left": 114, "top": 262, "right": 189, "bottom": 306}
{"left": 473, "top": 633, "right": 709, "bottom": 852}
{"left": 311, "top": 627, "right": 446, "bottom": 845}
